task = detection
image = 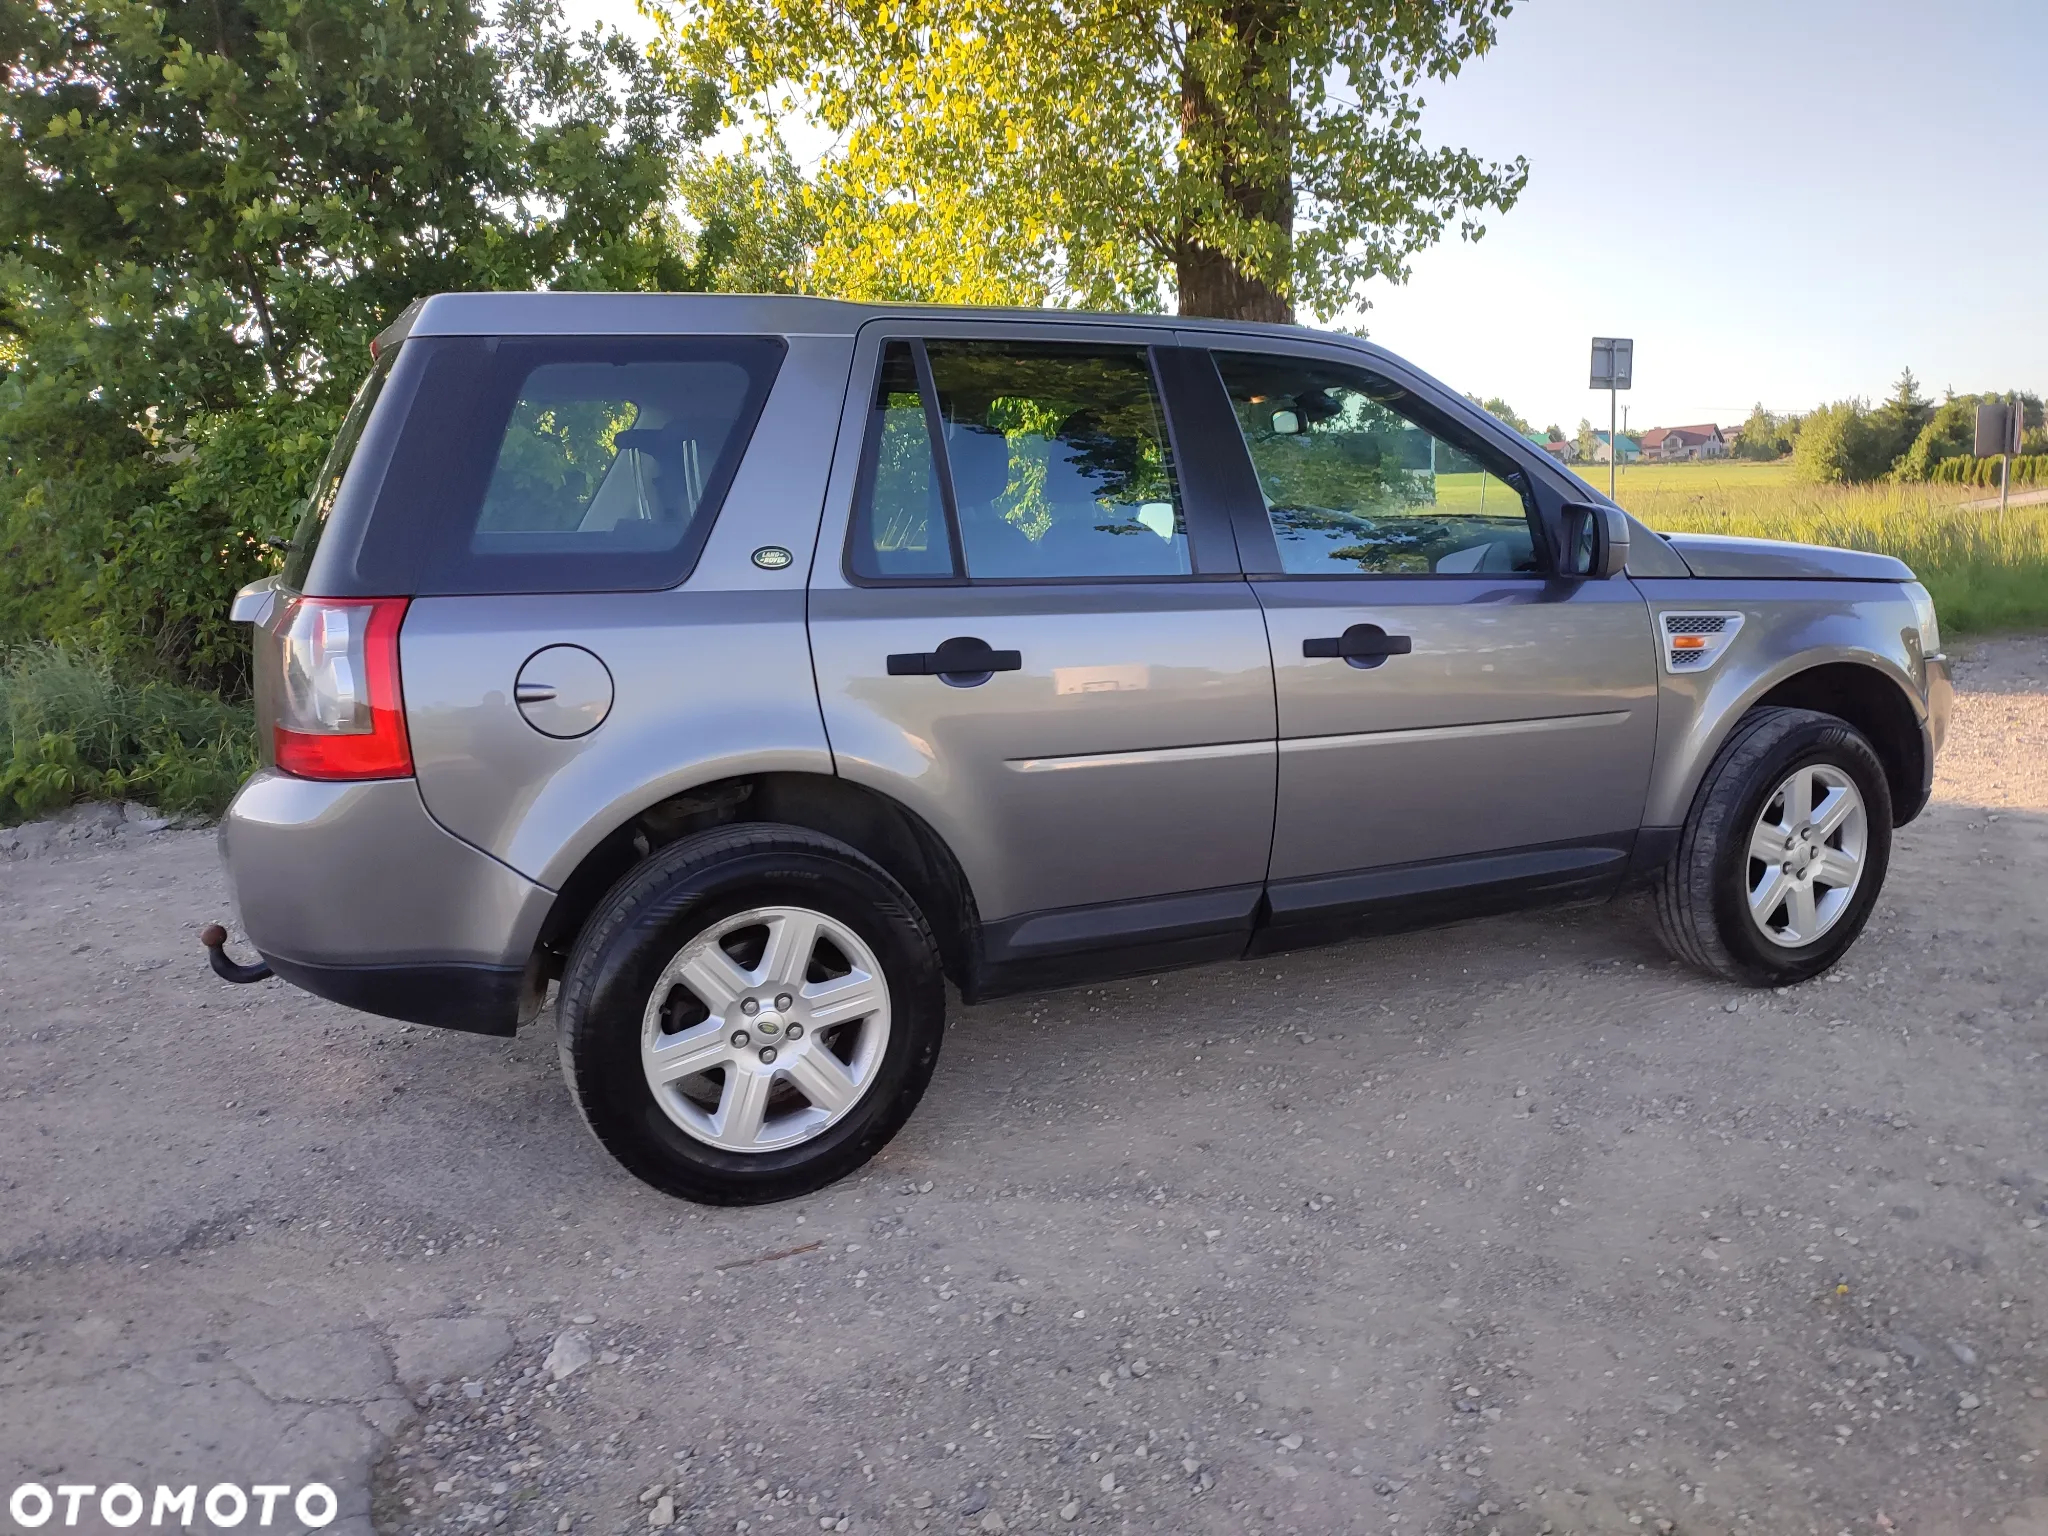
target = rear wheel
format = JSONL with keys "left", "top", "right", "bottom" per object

{"left": 1653, "top": 707, "right": 1893, "bottom": 985}
{"left": 557, "top": 824, "right": 945, "bottom": 1204}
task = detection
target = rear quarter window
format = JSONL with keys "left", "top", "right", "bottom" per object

{"left": 324, "top": 335, "right": 785, "bottom": 596}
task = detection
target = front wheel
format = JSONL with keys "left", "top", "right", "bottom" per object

{"left": 1653, "top": 706, "right": 1894, "bottom": 985}
{"left": 557, "top": 824, "right": 946, "bottom": 1204}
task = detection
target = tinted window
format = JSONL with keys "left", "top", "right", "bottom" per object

{"left": 1215, "top": 352, "right": 1539, "bottom": 576}
{"left": 471, "top": 359, "right": 755, "bottom": 555}
{"left": 283, "top": 348, "right": 394, "bottom": 590}
{"left": 336, "top": 335, "right": 784, "bottom": 597}
{"left": 850, "top": 340, "right": 1189, "bottom": 581}
{"left": 849, "top": 342, "right": 954, "bottom": 580}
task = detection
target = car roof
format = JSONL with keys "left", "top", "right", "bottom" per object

{"left": 382, "top": 290, "right": 1388, "bottom": 357}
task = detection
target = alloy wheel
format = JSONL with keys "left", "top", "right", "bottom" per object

{"left": 640, "top": 905, "right": 892, "bottom": 1152}
{"left": 1745, "top": 764, "right": 1868, "bottom": 949}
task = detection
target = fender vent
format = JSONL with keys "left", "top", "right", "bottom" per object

{"left": 1659, "top": 611, "right": 1745, "bottom": 674}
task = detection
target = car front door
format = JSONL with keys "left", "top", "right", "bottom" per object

{"left": 1186, "top": 341, "right": 1658, "bottom": 932}
{"left": 809, "top": 325, "right": 1277, "bottom": 979}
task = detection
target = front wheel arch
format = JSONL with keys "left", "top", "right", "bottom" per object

{"left": 1752, "top": 662, "right": 1928, "bottom": 824}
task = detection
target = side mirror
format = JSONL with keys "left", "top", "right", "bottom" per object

{"left": 1559, "top": 501, "right": 1630, "bottom": 579}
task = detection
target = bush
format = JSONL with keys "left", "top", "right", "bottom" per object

{"left": 1931, "top": 454, "right": 2048, "bottom": 487}
{"left": 0, "top": 646, "right": 255, "bottom": 824}
{"left": 1792, "top": 400, "right": 1889, "bottom": 484}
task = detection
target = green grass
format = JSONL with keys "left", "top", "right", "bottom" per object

{"left": 1570, "top": 458, "right": 1802, "bottom": 493}
{"left": 0, "top": 645, "right": 256, "bottom": 825}
{"left": 1605, "top": 476, "right": 2048, "bottom": 636}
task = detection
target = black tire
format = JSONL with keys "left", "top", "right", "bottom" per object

{"left": 557, "top": 823, "right": 945, "bottom": 1204}
{"left": 1652, "top": 706, "right": 1893, "bottom": 986}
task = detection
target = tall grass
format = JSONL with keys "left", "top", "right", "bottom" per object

{"left": 1620, "top": 479, "right": 2048, "bottom": 636}
{"left": 0, "top": 645, "right": 256, "bottom": 824}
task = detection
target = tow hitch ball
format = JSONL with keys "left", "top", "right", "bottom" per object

{"left": 200, "top": 923, "right": 272, "bottom": 984}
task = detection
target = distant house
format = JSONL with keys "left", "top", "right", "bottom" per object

{"left": 1519, "top": 431, "right": 1576, "bottom": 463}
{"left": 1639, "top": 424, "right": 1727, "bottom": 461}
{"left": 1592, "top": 431, "right": 1640, "bottom": 463}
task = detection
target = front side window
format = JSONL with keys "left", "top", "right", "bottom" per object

{"left": 850, "top": 339, "right": 1190, "bottom": 581}
{"left": 1214, "top": 352, "right": 1540, "bottom": 577}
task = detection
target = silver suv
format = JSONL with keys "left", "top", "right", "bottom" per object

{"left": 211, "top": 294, "right": 1952, "bottom": 1203}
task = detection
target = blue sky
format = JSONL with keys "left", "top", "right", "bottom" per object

{"left": 574, "top": 0, "right": 2043, "bottom": 437}
{"left": 1347, "top": 0, "right": 2048, "bottom": 434}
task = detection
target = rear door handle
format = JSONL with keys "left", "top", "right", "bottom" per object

{"left": 1303, "top": 623, "right": 1412, "bottom": 669}
{"left": 886, "top": 636, "right": 1023, "bottom": 683}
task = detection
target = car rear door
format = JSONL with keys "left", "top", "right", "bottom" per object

{"left": 808, "top": 322, "right": 1277, "bottom": 974}
{"left": 1179, "top": 337, "right": 1658, "bottom": 934}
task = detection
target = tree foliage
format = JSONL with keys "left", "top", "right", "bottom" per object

{"left": 1732, "top": 402, "right": 1794, "bottom": 462}
{"left": 0, "top": 0, "right": 718, "bottom": 687}
{"left": 1863, "top": 367, "right": 1932, "bottom": 479}
{"left": 1790, "top": 401, "right": 1885, "bottom": 485}
{"left": 1466, "top": 395, "right": 1532, "bottom": 436}
{"left": 653, "top": 0, "right": 1530, "bottom": 321}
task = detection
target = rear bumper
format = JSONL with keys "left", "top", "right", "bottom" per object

{"left": 219, "top": 770, "right": 554, "bottom": 1034}
{"left": 263, "top": 955, "right": 531, "bottom": 1036}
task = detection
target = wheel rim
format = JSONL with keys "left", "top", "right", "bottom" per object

{"left": 1744, "top": 764, "right": 1868, "bottom": 949}
{"left": 640, "top": 905, "right": 892, "bottom": 1154}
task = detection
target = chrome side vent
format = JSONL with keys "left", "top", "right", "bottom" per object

{"left": 1659, "top": 611, "right": 1745, "bottom": 674}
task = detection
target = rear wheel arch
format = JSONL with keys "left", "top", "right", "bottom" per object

{"left": 1751, "top": 662, "right": 1927, "bottom": 824}
{"left": 536, "top": 772, "right": 978, "bottom": 990}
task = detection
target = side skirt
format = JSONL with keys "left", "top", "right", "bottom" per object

{"left": 964, "top": 835, "right": 1640, "bottom": 997}
{"left": 1251, "top": 835, "right": 1637, "bottom": 956}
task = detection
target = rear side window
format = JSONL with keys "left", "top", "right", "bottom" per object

{"left": 848, "top": 338, "right": 1189, "bottom": 582}
{"left": 331, "top": 335, "right": 784, "bottom": 597}
{"left": 850, "top": 341, "right": 954, "bottom": 579}
{"left": 471, "top": 359, "right": 757, "bottom": 555}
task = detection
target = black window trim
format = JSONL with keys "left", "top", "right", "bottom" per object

{"left": 1196, "top": 344, "right": 1561, "bottom": 582}
{"left": 840, "top": 334, "right": 1246, "bottom": 589}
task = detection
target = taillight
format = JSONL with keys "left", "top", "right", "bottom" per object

{"left": 272, "top": 596, "right": 413, "bottom": 779}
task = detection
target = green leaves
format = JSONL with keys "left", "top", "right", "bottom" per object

{"left": 0, "top": 0, "right": 724, "bottom": 690}
{"left": 654, "top": 0, "right": 1528, "bottom": 320}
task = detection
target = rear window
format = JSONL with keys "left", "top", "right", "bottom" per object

{"left": 313, "top": 335, "right": 785, "bottom": 597}
{"left": 283, "top": 349, "right": 395, "bottom": 590}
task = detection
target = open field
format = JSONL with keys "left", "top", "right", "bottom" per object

{"left": 1438, "top": 459, "right": 2047, "bottom": 634}
{"left": 1621, "top": 479, "right": 2048, "bottom": 636}
{"left": 3, "top": 635, "right": 2046, "bottom": 1536}
{"left": 1571, "top": 459, "right": 1804, "bottom": 495}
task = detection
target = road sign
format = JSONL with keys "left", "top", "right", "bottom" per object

{"left": 1975, "top": 401, "right": 2012, "bottom": 459}
{"left": 1590, "top": 337, "right": 1633, "bottom": 391}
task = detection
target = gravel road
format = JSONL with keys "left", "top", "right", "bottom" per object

{"left": 3, "top": 637, "right": 2046, "bottom": 1536}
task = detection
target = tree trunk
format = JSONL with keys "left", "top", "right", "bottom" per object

{"left": 1175, "top": 2, "right": 1295, "bottom": 323}
{"left": 1176, "top": 245, "right": 1292, "bottom": 323}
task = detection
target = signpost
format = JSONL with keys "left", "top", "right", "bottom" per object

{"left": 1590, "top": 338, "right": 1634, "bottom": 499}
{"left": 1975, "top": 397, "right": 2026, "bottom": 514}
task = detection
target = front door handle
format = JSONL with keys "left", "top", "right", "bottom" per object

{"left": 886, "top": 635, "right": 1023, "bottom": 684}
{"left": 1303, "top": 623, "right": 1412, "bottom": 669}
